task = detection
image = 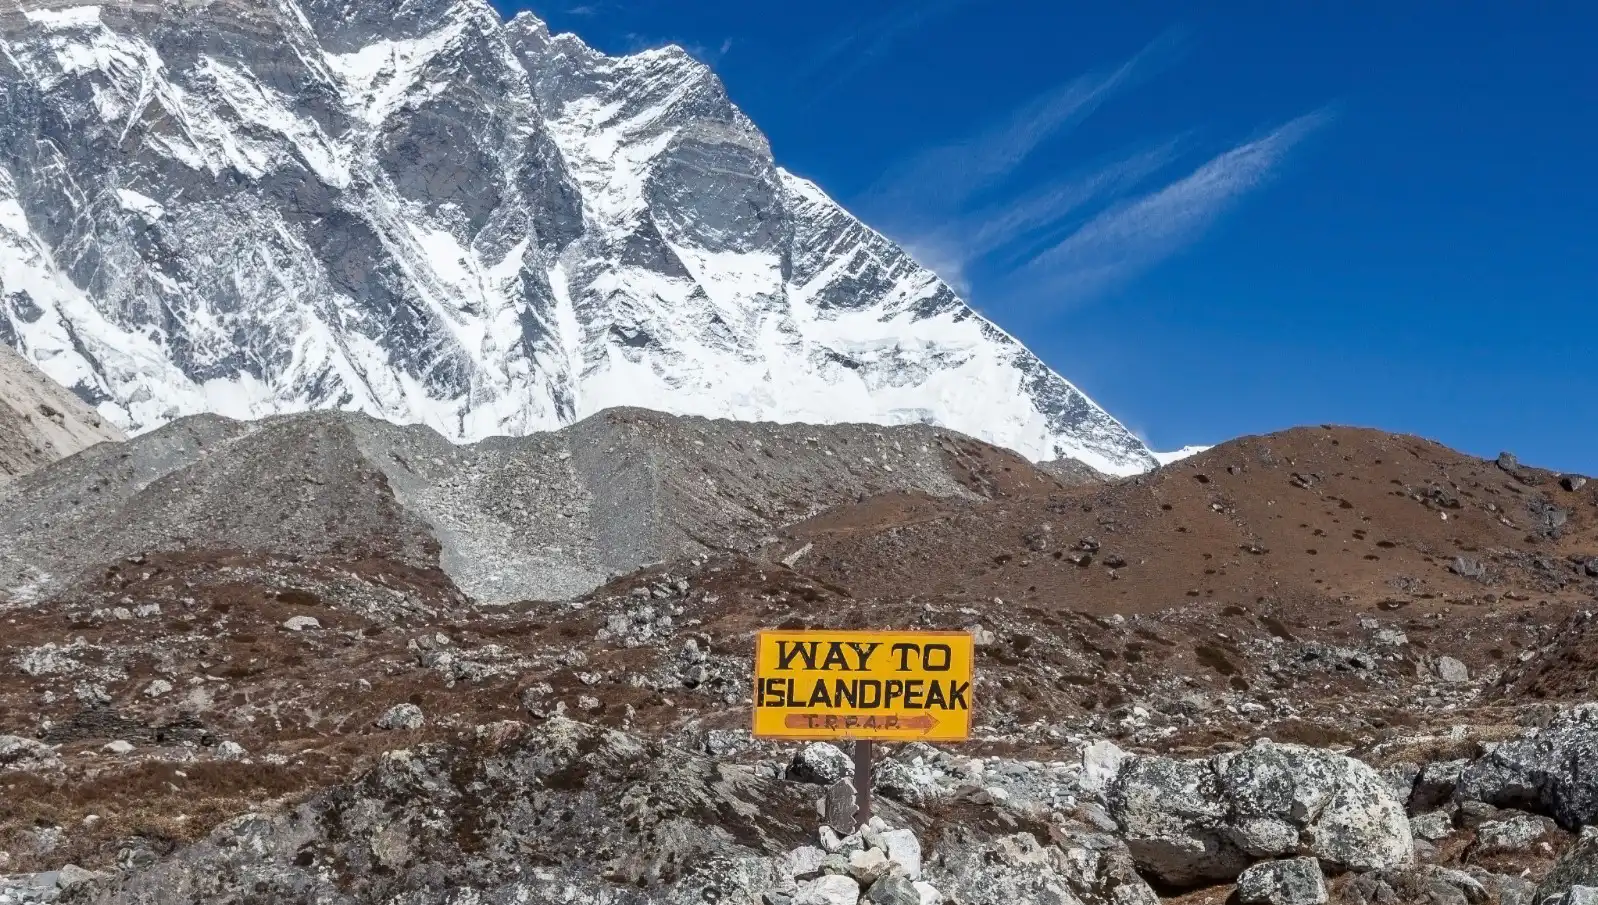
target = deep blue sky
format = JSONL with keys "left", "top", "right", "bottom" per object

{"left": 503, "top": 1, "right": 1596, "bottom": 473}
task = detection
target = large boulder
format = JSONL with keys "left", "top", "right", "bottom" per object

{"left": 1106, "top": 755, "right": 1247, "bottom": 884}
{"left": 1105, "top": 741, "right": 1412, "bottom": 887}
{"left": 1456, "top": 719, "right": 1598, "bottom": 830}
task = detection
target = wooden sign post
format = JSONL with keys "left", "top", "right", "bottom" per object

{"left": 853, "top": 739, "right": 874, "bottom": 823}
{"left": 752, "top": 629, "right": 975, "bottom": 831}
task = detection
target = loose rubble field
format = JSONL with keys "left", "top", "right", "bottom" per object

{"left": 0, "top": 415, "right": 1595, "bottom": 904}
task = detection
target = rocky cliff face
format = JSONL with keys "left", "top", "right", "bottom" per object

{"left": 0, "top": 0, "right": 1155, "bottom": 474}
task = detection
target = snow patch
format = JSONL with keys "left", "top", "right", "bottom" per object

{"left": 22, "top": 5, "right": 100, "bottom": 28}
{"left": 115, "top": 188, "right": 165, "bottom": 220}
{"left": 1154, "top": 445, "right": 1211, "bottom": 466}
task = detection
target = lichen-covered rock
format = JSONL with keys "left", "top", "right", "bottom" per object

{"left": 1470, "top": 813, "right": 1555, "bottom": 857}
{"left": 796, "top": 874, "right": 858, "bottom": 905}
{"left": 1409, "top": 811, "right": 1454, "bottom": 842}
{"left": 789, "top": 743, "right": 852, "bottom": 786}
{"left": 1234, "top": 857, "right": 1328, "bottom": 905}
{"left": 0, "top": 735, "right": 61, "bottom": 772}
{"left": 1413, "top": 760, "right": 1469, "bottom": 812}
{"left": 1105, "top": 740, "right": 1412, "bottom": 888}
{"left": 931, "top": 829, "right": 1157, "bottom": 905}
{"left": 374, "top": 703, "right": 424, "bottom": 731}
{"left": 867, "top": 875, "right": 920, "bottom": 905}
{"left": 1344, "top": 867, "right": 1489, "bottom": 905}
{"left": 1537, "top": 828, "right": 1598, "bottom": 904}
{"left": 1107, "top": 754, "right": 1246, "bottom": 885}
{"left": 879, "top": 829, "right": 922, "bottom": 881}
{"left": 1456, "top": 723, "right": 1598, "bottom": 830}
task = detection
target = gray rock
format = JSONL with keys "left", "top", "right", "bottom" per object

{"left": 931, "top": 831, "right": 1158, "bottom": 905}
{"left": 1106, "top": 741, "right": 1412, "bottom": 887}
{"left": 1108, "top": 752, "right": 1246, "bottom": 885}
{"left": 1529, "top": 497, "right": 1570, "bottom": 538}
{"left": 1435, "top": 657, "right": 1470, "bottom": 684}
{"left": 1449, "top": 557, "right": 1487, "bottom": 580}
{"left": 1563, "top": 475, "right": 1590, "bottom": 492}
{"left": 1431, "top": 868, "right": 1489, "bottom": 905}
{"left": 880, "top": 829, "right": 922, "bottom": 881}
{"left": 873, "top": 759, "right": 937, "bottom": 808}
{"left": 0, "top": 735, "right": 61, "bottom": 771}
{"left": 824, "top": 780, "right": 858, "bottom": 835}
{"left": 847, "top": 848, "right": 890, "bottom": 885}
{"left": 1344, "top": 872, "right": 1400, "bottom": 905}
{"left": 1413, "top": 838, "right": 1439, "bottom": 863}
{"left": 1551, "top": 887, "right": 1598, "bottom": 905}
{"left": 1409, "top": 811, "right": 1454, "bottom": 842}
{"left": 1381, "top": 762, "right": 1421, "bottom": 806}
{"left": 374, "top": 703, "right": 424, "bottom": 731}
{"left": 55, "top": 864, "right": 99, "bottom": 891}
{"left": 782, "top": 846, "right": 828, "bottom": 881}
{"left": 281, "top": 616, "right": 321, "bottom": 632}
{"left": 1234, "top": 857, "right": 1328, "bottom": 905}
{"left": 796, "top": 874, "right": 859, "bottom": 905}
{"left": 1538, "top": 828, "right": 1598, "bottom": 902}
{"left": 1415, "top": 760, "right": 1470, "bottom": 811}
{"left": 867, "top": 876, "right": 920, "bottom": 905}
{"left": 1079, "top": 739, "right": 1127, "bottom": 801}
{"left": 1455, "top": 800, "right": 1502, "bottom": 828}
{"left": 1456, "top": 725, "right": 1598, "bottom": 829}
{"left": 790, "top": 743, "right": 853, "bottom": 786}
{"left": 1471, "top": 813, "right": 1553, "bottom": 856}
{"left": 1234, "top": 818, "right": 1300, "bottom": 857}
{"left": 1349, "top": 867, "right": 1495, "bottom": 905}
{"left": 102, "top": 740, "right": 134, "bottom": 755}
{"left": 1495, "top": 874, "right": 1537, "bottom": 905}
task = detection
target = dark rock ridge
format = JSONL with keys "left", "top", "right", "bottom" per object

{"left": 0, "top": 0, "right": 1154, "bottom": 474}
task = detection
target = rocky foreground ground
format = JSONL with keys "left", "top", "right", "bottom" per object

{"left": 0, "top": 412, "right": 1595, "bottom": 904}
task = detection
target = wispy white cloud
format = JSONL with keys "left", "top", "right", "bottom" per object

{"left": 1020, "top": 110, "right": 1332, "bottom": 297}
{"left": 852, "top": 28, "right": 1329, "bottom": 314}
{"left": 964, "top": 139, "right": 1185, "bottom": 261}
{"left": 900, "top": 139, "right": 1185, "bottom": 298}
{"left": 797, "top": 0, "right": 972, "bottom": 97}
{"left": 864, "top": 30, "right": 1184, "bottom": 220}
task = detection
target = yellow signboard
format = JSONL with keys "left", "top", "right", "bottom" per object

{"left": 752, "top": 629, "right": 974, "bottom": 741}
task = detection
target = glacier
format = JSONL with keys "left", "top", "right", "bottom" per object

{"left": 0, "top": 0, "right": 1157, "bottom": 475}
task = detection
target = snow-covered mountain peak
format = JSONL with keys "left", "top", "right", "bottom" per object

{"left": 0, "top": 0, "right": 1158, "bottom": 475}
